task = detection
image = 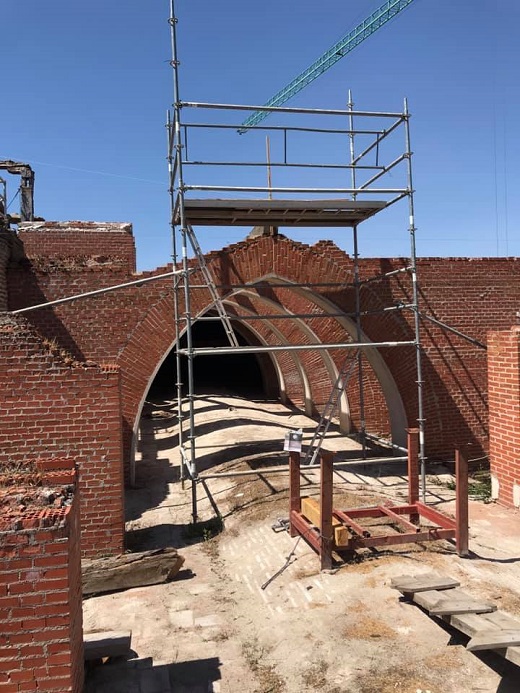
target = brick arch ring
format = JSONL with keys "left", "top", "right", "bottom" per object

{"left": 124, "top": 273, "right": 407, "bottom": 483}
{"left": 225, "top": 275, "right": 407, "bottom": 444}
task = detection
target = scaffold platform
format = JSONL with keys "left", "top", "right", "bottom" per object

{"left": 175, "top": 198, "right": 388, "bottom": 227}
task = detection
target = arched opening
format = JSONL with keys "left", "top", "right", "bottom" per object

{"left": 148, "top": 315, "right": 279, "bottom": 400}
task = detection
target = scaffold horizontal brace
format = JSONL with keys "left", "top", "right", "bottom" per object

{"left": 180, "top": 101, "right": 404, "bottom": 119}
{"left": 178, "top": 340, "right": 416, "bottom": 357}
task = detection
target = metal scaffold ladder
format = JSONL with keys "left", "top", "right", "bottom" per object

{"left": 304, "top": 349, "right": 360, "bottom": 466}
{"left": 186, "top": 223, "right": 239, "bottom": 347}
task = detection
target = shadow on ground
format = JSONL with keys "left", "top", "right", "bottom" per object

{"left": 84, "top": 655, "right": 221, "bottom": 693}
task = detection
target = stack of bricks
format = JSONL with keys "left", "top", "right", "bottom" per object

{"left": 0, "top": 458, "right": 83, "bottom": 692}
{"left": 488, "top": 326, "right": 520, "bottom": 508}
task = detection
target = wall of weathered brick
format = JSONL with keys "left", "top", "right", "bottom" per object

{"left": 17, "top": 221, "right": 136, "bottom": 274}
{"left": 0, "top": 230, "right": 23, "bottom": 312}
{"left": 0, "top": 232, "right": 10, "bottom": 312}
{"left": 0, "top": 458, "right": 83, "bottom": 692}
{"left": 0, "top": 316, "right": 124, "bottom": 557}
{"left": 488, "top": 327, "right": 520, "bottom": 508}
{"left": 7, "top": 222, "right": 520, "bottom": 474}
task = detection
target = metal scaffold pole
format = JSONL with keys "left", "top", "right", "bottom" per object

{"left": 167, "top": 111, "right": 186, "bottom": 487}
{"left": 169, "top": 0, "right": 198, "bottom": 521}
{"left": 403, "top": 97, "right": 426, "bottom": 500}
{"left": 348, "top": 90, "right": 367, "bottom": 458}
{"left": 162, "top": 1, "right": 426, "bottom": 501}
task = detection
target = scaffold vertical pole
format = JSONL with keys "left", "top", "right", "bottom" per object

{"left": 404, "top": 97, "right": 426, "bottom": 501}
{"left": 455, "top": 447, "right": 469, "bottom": 557}
{"left": 166, "top": 110, "right": 185, "bottom": 486}
{"left": 169, "top": 0, "right": 197, "bottom": 521}
{"left": 349, "top": 90, "right": 367, "bottom": 457}
{"left": 167, "top": 110, "right": 186, "bottom": 487}
{"left": 407, "top": 428, "right": 420, "bottom": 524}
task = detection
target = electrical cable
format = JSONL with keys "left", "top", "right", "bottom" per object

{"left": 261, "top": 536, "right": 302, "bottom": 590}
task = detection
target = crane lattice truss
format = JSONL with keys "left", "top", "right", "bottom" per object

{"left": 240, "top": 0, "right": 416, "bottom": 132}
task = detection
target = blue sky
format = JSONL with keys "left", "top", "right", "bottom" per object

{"left": 2, "top": 0, "right": 518, "bottom": 270}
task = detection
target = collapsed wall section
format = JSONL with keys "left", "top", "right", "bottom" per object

{"left": 8, "top": 222, "right": 142, "bottom": 363}
{"left": 0, "top": 458, "right": 83, "bottom": 693}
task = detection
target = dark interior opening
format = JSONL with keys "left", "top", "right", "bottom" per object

{"left": 148, "top": 317, "right": 278, "bottom": 400}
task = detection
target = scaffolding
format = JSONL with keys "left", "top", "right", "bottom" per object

{"left": 167, "top": 1, "right": 425, "bottom": 522}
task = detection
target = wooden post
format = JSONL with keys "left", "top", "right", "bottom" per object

{"left": 455, "top": 448, "right": 469, "bottom": 557}
{"left": 320, "top": 450, "right": 334, "bottom": 571}
{"left": 289, "top": 451, "right": 301, "bottom": 538}
{"left": 407, "top": 428, "right": 420, "bottom": 524}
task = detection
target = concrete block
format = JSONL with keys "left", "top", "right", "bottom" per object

{"left": 513, "top": 483, "right": 520, "bottom": 508}
{"left": 491, "top": 474, "right": 500, "bottom": 500}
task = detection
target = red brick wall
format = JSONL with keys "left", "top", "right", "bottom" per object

{"left": 0, "top": 317, "right": 124, "bottom": 557}
{"left": 7, "top": 224, "right": 520, "bottom": 471}
{"left": 0, "top": 458, "right": 83, "bottom": 692}
{"left": 488, "top": 327, "right": 520, "bottom": 508}
{"left": 0, "top": 233, "right": 11, "bottom": 311}
{"left": 17, "top": 221, "right": 136, "bottom": 274}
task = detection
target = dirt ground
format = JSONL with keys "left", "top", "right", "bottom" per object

{"left": 83, "top": 394, "right": 520, "bottom": 693}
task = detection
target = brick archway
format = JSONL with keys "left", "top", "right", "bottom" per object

{"left": 8, "top": 222, "right": 519, "bottom": 557}
{"left": 122, "top": 271, "right": 405, "bottom": 481}
{"left": 10, "top": 225, "right": 507, "bottom": 473}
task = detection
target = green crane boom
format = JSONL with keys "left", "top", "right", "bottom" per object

{"left": 239, "top": 0, "right": 416, "bottom": 132}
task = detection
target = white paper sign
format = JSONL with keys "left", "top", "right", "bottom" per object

{"left": 283, "top": 429, "right": 303, "bottom": 452}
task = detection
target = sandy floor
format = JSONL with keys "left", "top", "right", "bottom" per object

{"left": 83, "top": 394, "right": 520, "bottom": 693}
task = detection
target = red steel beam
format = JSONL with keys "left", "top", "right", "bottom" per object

{"left": 377, "top": 505, "right": 420, "bottom": 533}
{"left": 415, "top": 501, "right": 456, "bottom": 529}
{"left": 381, "top": 504, "right": 420, "bottom": 515}
{"left": 289, "top": 451, "right": 301, "bottom": 538}
{"left": 290, "top": 510, "right": 321, "bottom": 553}
{"left": 320, "top": 450, "right": 334, "bottom": 570}
{"left": 337, "top": 506, "right": 385, "bottom": 518}
{"left": 334, "top": 509, "right": 371, "bottom": 537}
{"left": 347, "top": 527, "right": 455, "bottom": 550}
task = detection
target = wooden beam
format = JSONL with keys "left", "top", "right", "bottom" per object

{"left": 390, "top": 574, "right": 460, "bottom": 594}
{"left": 301, "top": 498, "right": 350, "bottom": 547}
{"left": 392, "top": 574, "right": 520, "bottom": 667}
{"left": 467, "top": 630, "right": 520, "bottom": 652}
{"left": 82, "top": 548, "right": 184, "bottom": 596}
{"left": 429, "top": 597, "right": 497, "bottom": 616}
{"left": 480, "top": 612, "right": 520, "bottom": 666}
{"left": 448, "top": 612, "right": 520, "bottom": 666}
